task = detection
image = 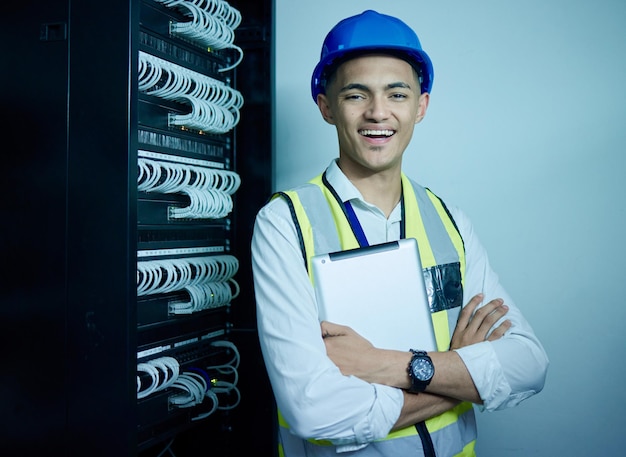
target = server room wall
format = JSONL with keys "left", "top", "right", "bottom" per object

{"left": 274, "top": 1, "right": 626, "bottom": 457}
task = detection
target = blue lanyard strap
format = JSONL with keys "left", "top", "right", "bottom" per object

{"left": 344, "top": 201, "right": 370, "bottom": 247}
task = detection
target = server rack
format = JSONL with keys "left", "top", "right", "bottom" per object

{"left": 1, "top": 0, "right": 274, "bottom": 455}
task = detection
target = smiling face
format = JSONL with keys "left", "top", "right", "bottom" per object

{"left": 316, "top": 54, "right": 429, "bottom": 181}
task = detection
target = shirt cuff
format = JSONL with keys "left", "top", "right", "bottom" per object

{"left": 454, "top": 341, "right": 511, "bottom": 411}
{"left": 335, "top": 383, "right": 403, "bottom": 452}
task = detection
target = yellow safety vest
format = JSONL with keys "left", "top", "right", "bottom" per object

{"left": 273, "top": 172, "right": 476, "bottom": 457}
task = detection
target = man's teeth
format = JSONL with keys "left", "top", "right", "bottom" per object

{"left": 360, "top": 129, "right": 394, "bottom": 137}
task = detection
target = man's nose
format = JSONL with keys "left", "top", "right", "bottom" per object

{"left": 365, "top": 96, "right": 390, "bottom": 121}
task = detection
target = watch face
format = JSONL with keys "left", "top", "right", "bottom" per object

{"left": 412, "top": 357, "right": 434, "bottom": 381}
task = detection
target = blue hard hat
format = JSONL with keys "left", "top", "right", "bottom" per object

{"left": 311, "top": 10, "right": 434, "bottom": 102}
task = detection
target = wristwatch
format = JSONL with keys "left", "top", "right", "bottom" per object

{"left": 407, "top": 349, "right": 435, "bottom": 393}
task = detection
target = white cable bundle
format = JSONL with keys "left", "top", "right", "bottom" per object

{"left": 208, "top": 340, "right": 241, "bottom": 410}
{"left": 169, "top": 371, "right": 218, "bottom": 411}
{"left": 169, "top": 341, "right": 240, "bottom": 417}
{"left": 136, "top": 342, "right": 240, "bottom": 419}
{"left": 138, "top": 51, "right": 243, "bottom": 133}
{"left": 192, "top": 340, "right": 241, "bottom": 420}
{"left": 169, "top": 278, "right": 240, "bottom": 314}
{"left": 138, "top": 157, "right": 241, "bottom": 219}
{"left": 169, "top": 187, "right": 233, "bottom": 219}
{"left": 169, "top": 96, "right": 239, "bottom": 133}
{"left": 152, "top": 0, "right": 243, "bottom": 72}
{"left": 137, "top": 158, "right": 241, "bottom": 194}
{"left": 137, "top": 254, "right": 239, "bottom": 297}
{"left": 137, "top": 356, "right": 181, "bottom": 399}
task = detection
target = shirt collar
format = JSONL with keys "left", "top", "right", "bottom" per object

{"left": 325, "top": 159, "right": 402, "bottom": 222}
{"left": 325, "top": 159, "right": 363, "bottom": 203}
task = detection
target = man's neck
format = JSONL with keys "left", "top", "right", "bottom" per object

{"left": 347, "top": 172, "right": 402, "bottom": 218}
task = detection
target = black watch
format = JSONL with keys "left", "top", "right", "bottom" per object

{"left": 407, "top": 349, "right": 435, "bottom": 393}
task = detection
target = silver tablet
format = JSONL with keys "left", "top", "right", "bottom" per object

{"left": 311, "top": 238, "right": 437, "bottom": 352}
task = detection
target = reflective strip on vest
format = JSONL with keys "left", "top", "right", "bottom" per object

{"left": 273, "top": 173, "right": 476, "bottom": 456}
{"left": 277, "top": 405, "right": 476, "bottom": 456}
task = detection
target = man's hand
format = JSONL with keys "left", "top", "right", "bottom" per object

{"left": 321, "top": 321, "right": 402, "bottom": 385}
{"left": 450, "top": 294, "right": 511, "bottom": 350}
{"left": 321, "top": 321, "right": 376, "bottom": 378}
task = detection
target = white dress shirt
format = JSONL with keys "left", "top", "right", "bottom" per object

{"left": 251, "top": 159, "right": 549, "bottom": 447}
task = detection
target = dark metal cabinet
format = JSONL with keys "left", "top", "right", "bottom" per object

{"left": 1, "top": 1, "right": 273, "bottom": 455}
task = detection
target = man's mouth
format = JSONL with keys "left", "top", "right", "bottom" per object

{"left": 359, "top": 129, "right": 395, "bottom": 138}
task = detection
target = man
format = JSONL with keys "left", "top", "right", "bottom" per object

{"left": 252, "top": 10, "right": 548, "bottom": 457}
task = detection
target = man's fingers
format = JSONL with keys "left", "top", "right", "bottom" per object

{"left": 473, "top": 300, "right": 509, "bottom": 338}
{"left": 486, "top": 320, "right": 512, "bottom": 341}
{"left": 451, "top": 295, "right": 511, "bottom": 349}
{"left": 470, "top": 299, "right": 504, "bottom": 325}
{"left": 321, "top": 321, "right": 349, "bottom": 338}
{"left": 456, "top": 294, "right": 484, "bottom": 329}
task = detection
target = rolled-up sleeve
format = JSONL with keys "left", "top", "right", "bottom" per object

{"left": 450, "top": 207, "right": 549, "bottom": 411}
{"left": 252, "top": 197, "right": 403, "bottom": 445}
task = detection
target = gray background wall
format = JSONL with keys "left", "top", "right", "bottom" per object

{"left": 272, "top": 1, "right": 626, "bottom": 455}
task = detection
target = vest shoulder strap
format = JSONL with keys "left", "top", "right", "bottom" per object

{"left": 270, "top": 191, "right": 308, "bottom": 269}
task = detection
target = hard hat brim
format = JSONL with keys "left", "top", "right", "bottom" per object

{"left": 311, "top": 45, "right": 434, "bottom": 102}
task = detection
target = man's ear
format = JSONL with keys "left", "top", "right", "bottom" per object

{"left": 415, "top": 92, "right": 430, "bottom": 124}
{"left": 317, "top": 93, "right": 335, "bottom": 125}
